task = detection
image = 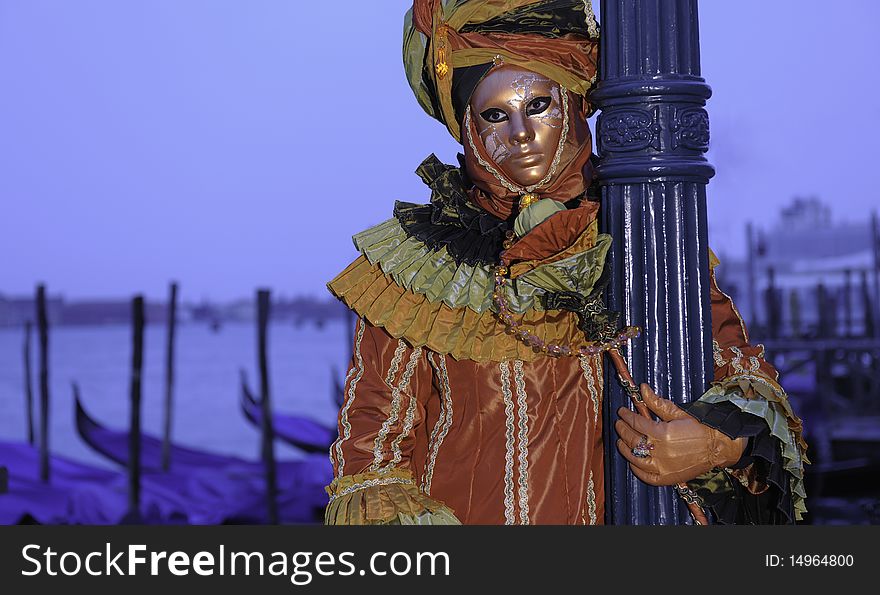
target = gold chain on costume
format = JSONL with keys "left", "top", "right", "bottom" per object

{"left": 327, "top": 475, "right": 414, "bottom": 503}
{"left": 492, "top": 257, "right": 641, "bottom": 357}
{"left": 385, "top": 340, "right": 408, "bottom": 385}
{"left": 374, "top": 347, "right": 423, "bottom": 473}
{"left": 712, "top": 339, "right": 726, "bottom": 367}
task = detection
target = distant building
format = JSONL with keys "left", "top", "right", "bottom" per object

{"left": 0, "top": 294, "right": 168, "bottom": 327}
{"left": 0, "top": 293, "right": 347, "bottom": 328}
{"left": 0, "top": 293, "right": 63, "bottom": 327}
{"left": 721, "top": 197, "right": 879, "bottom": 338}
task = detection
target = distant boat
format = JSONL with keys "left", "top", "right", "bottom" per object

{"left": 75, "top": 395, "right": 237, "bottom": 471}
{"left": 238, "top": 372, "right": 336, "bottom": 455}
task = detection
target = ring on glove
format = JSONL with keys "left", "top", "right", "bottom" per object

{"left": 631, "top": 436, "right": 654, "bottom": 458}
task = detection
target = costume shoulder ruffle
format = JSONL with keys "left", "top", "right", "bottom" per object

{"left": 393, "top": 154, "right": 510, "bottom": 266}
{"left": 328, "top": 255, "right": 585, "bottom": 362}
{"left": 328, "top": 154, "right": 612, "bottom": 362}
{"left": 352, "top": 218, "right": 496, "bottom": 313}
{"left": 351, "top": 216, "right": 611, "bottom": 315}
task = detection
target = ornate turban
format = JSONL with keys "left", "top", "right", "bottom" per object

{"left": 403, "top": 0, "right": 600, "bottom": 141}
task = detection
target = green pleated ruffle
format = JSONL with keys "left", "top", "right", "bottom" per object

{"left": 352, "top": 217, "right": 611, "bottom": 314}
{"left": 353, "top": 218, "right": 496, "bottom": 312}
{"left": 517, "top": 233, "right": 611, "bottom": 294}
{"left": 513, "top": 198, "right": 567, "bottom": 237}
{"left": 696, "top": 380, "right": 807, "bottom": 521}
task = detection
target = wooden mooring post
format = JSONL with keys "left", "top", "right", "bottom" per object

{"left": 765, "top": 267, "right": 780, "bottom": 339}
{"left": 872, "top": 211, "right": 880, "bottom": 338}
{"left": 257, "top": 289, "right": 279, "bottom": 525}
{"left": 161, "top": 282, "right": 178, "bottom": 472}
{"left": 789, "top": 290, "right": 802, "bottom": 338}
{"left": 128, "top": 296, "right": 145, "bottom": 518}
{"left": 36, "top": 284, "right": 50, "bottom": 483}
{"left": 861, "top": 270, "right": 875, "bottom": 337}
{"left": 23, "top": 320, "right": 35, "bottom": 445}
{"left": 816, "top": 283, "right": 830, "bottom": 338}
{"left": 746, "top": 222, "right": 758, "bottom": 323}
{"left": 843, "top": 269, "right": 853, "bottom": 337}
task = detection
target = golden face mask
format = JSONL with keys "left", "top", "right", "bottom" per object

{"left": 467, "top": 65, "right": 566, "bottom": 190}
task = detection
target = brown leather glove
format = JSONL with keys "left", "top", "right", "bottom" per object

{"left": 614, "top": 384, "right": 746, "bottom": 486}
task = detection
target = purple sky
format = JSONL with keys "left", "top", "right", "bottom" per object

{"left": 1, "top": 1, "right": 878, "bottom": 301}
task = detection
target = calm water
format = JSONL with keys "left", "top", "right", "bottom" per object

{"left": 0, "top": 321, "right": 350, "bottom": 469}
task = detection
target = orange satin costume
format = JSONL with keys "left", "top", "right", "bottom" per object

{"left": 322, "top": 0, "right": 806, "bottom": 525}
{"left": 324, "top": 216, "right": 806, "bottom": 524}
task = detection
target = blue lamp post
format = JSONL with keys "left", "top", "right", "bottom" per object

{"left": 594, "top": 0, "right": 715, "bottom": 525}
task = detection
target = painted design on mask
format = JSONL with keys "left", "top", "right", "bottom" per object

{"left": 538, "top": 86, "right": 564, "bottom": 129}
{"left": 467, "top": 65, "right": 572, "bottom": 191}
{"left": 481, "top": 124, "right": 512, "bottom": 163}
{"left": 505, "top": 74, "right": 563, "bottom": 129}
{"left": 508, "top": 73, "right": 543, "bottom": 107}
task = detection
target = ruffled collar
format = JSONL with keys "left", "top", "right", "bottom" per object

{"left": 394, "top": 154, "right": 513, "bottom": 266}
{"left": 394, "top": 153, "right": 598, "bottom": 268}
{"left": 330, "top": 154, "right": 621, "bottom": 360}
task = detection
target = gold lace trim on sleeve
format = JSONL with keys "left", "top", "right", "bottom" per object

{"left": 324, "top": 468, "right": 460, "bottom": 525}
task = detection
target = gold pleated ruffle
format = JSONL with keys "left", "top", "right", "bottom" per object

{"left": 353, "top": 218, "right": 497, "bottom": 313}
{"left": 327, "top": 256, "right": 587, "bottom": 363}
{"left": 324, "top": 469, "right": 460, "bottom": 525}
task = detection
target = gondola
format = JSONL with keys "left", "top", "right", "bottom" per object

{"left": 238, "top": 371, "right": 336, "bottom": 454}
{"left": 74, "top": 390, "right": 331, "bottom": 524}
{"left": 75, "top": 393, "right": 239, "bottom": 472}
{"left": 0, "top": 440, "right": 120, "bottom": 525}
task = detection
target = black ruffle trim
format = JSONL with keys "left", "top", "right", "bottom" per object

{"left": 685, "top": 400, "right": 797, "bottom": 525}
{"left": 393, "top": 154, "right": 512, "bottom": 267}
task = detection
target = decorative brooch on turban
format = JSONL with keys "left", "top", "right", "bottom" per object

{"left": 403, "top": 0, "right": 600, "bottom": 142}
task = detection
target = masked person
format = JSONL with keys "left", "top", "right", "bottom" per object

{"left": 323, "top": 0, "right": 807, "bottom": 525}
